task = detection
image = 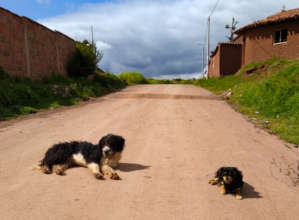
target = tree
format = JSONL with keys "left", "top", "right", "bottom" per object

{"left": 67, "top": 40, "right": 104, "bottom": 77}
{"left": 225, "top": 17, "right": 238, "bottom": 41}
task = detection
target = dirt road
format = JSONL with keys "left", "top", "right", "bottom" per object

{"left": 1, "top": 85, "right": 299, "bottom": 220}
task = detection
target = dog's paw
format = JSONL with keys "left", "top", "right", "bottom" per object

{"left": 94, "top": 173, "right": 104, "bottom": 180}
{"left": 54, "top": 168, "right": 65, "bottom": 176}
{"left": 55, "top": 170, "right": 65, "bottom": 176}
{"left": 104, "top": 170, "right": 120, "bottom": 180}
{"left": 41, "top": 166, "right": 52, "bottom": 174}
{"left": 220, "top": 189, "right": 226, "bottom": 195}
{"left": 208, "top": 178, "right": 218, "bottom": 185}
{"left": 236, "top": 194, "right": 243, "bottom": 200}
{"left": 220, "top": 185, "right": 226, "bottom": 195}
{"left": 110, "top": 172, "right": 121, "bottom": 180}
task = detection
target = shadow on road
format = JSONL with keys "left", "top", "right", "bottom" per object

{"left": 242, "top": 182, "right": 262, "bottom": 199}
{"left": 118, "top": 162, "right": 151, "bottom": 172}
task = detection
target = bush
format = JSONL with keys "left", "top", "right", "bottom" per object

{"left": 0, "top": 66, "right": 10, "bottom": 80}
{"left": 119, "top": 72, "right": 148, "bottom": 85}
{"left": 94, "top": 72, "right": 125, "bottom": 89}
{"left": 67, "top": 40, "right": 103, "bottom": 77}
{"left": 147, "top": 78, "right": 173, "bottom": 84}
{"left": 0, "top": 71, "right": 126, "bottom": 120}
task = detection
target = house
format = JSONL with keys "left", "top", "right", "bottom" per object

{"left": 208, "top": 8, "right": 299, "bottom": 78}
{"left": 208, "top": 42, "right": 242, "bottom": 78}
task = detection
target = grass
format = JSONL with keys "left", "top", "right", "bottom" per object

{"left": 119, "top": 72, "right": 148, "bottom": 85}
{"left": 195, "top": 57, "right": 299, "bottom": 145}
{"left": 0, "top": 69, "right": 125, "bottom": 121}
{"left": 118, "top": 58, "right": 299, "bottom": 144}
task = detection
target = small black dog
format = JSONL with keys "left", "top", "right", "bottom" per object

{"left": 34, "top": 134, "right": 125, "bottom": 180}
{"left": 209, "top": 167, "right": 244, "bottom": 200}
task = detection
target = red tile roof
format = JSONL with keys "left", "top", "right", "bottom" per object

{"left": 235, "top": 8, "right": 299, "bottom": 34}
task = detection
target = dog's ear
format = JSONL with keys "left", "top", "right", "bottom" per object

{"left": 234, "top": 168, "right": 243, "bottom": 181}
{"left": 216, "top": 167, "right": 225, "bottom": 178}
{"left": 98, "top": 135, "right": 108, "bottom": 148}
{"left": 111, "top": 135, "right": 125, "bottom": 152}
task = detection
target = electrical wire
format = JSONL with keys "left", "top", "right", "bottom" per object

{"left": 210, "top": 0, "right": 220, "bottom": 17}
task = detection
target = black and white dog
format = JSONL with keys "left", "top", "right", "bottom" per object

{"left": 34, "top": 134, "right": 125, "bottom": 180}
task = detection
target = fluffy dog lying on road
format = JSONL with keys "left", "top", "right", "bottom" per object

{"left": 34, "top": 134, "right": 125, "bottom": 180}
{"left": 208, "top": 167, "right": 244, "bottom": 200}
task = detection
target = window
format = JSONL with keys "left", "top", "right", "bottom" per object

{"left": 274, "top": 29, "right": 288, "bottom": 43}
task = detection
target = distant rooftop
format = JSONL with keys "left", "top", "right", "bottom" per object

{"left": 235, "top": 8, "right": 299, "bottom": 34}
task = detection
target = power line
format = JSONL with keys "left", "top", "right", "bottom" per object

{"left": 210, "top": 0, "right": 220, "bottom": 17}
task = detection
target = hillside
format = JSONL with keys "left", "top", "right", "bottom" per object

{"left": 196, "top": 58, "right": 299, "bottom": 145}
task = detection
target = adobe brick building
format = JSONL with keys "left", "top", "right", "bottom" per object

{"left": 208, "top": 43, "right": 242, "bottom": 78}
{"left": 208, "top": 8, "right": 299, "bottom": 78}
{"left": 0, "top": 7, "right": 75, "bottom": 79}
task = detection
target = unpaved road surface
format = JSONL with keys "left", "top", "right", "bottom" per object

{"left": 1, "top": 85, "right": 299, "bottom": 220}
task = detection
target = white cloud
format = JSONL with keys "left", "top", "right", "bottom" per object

{"left": 95, "top": 40, "right": 113, "bottom": 51}
{"left": 154, "top": 72, "right": 203, "bottom": 80}
{"left": 39, "top": 0, "right": 299, "bottom": 77}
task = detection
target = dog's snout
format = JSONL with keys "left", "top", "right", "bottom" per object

{"left": 223, "top": 175, "right": 232, "bottom": 184}
{"left": 102, "top": 146, "right": 111, "bottom": 155}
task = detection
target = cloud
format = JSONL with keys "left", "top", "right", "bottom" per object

{"left": 39, "top": 0, "right": 299, "bottom": 78}
{"left": 154, "top": 72, "right": 203, "bottom": 80}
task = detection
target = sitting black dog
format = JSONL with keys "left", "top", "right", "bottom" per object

{"left": 209, "top": 167, "right": 244, "bottom": 200}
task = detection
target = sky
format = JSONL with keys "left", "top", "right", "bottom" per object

{"left": 1, "top": 0, "right": 298, "bottom": 78}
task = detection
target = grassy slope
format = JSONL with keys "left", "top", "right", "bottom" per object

{"left": 119, "top": 72, "right": 148, "bottom": 85}
{"left": 196, "top": 58, "right": 299, "bottom": 145}
{"left": 113, "top": 61, "right": 299, "bottom": 144}
{"left": 0, "top": 70, "right": 125, "bottom": 121}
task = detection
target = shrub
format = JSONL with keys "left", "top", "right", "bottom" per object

{"left": 67, "top": 40, "right": 103, "bottom": 77}
{"left": 0, "top": 66, "right": 10, "bottom": 80}
{"left": 119, "top": 72, "right": 148, "bottom": 85}
{"left": 0, "top": 71, "right": 126, "bottom": 120}
{"left": 94, "top": 72, "right": 125, "bottom": 89}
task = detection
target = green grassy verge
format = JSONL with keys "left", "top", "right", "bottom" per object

{"left": 195, "top": 58, "right": 299, "bottom": 145}
{"left": 113, "top": 59, "right": 299, "bottom": 144}
{"left": 0, "top": 68, "right": 125, "bottom": 121}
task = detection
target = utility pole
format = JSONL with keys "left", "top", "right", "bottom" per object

{"left": 91, "top": 26, "right": 96, "bottom": 54}
{"left": 202, "top": 46, "right": 204, "bottom": 75}
{"left": 206, "top": 16, "right": 210, "bottom": 79}
{"left": 91, "top": 26, "right": 94, "bottom": 45}
{"left": 206, "top": 0, "right": 220, "bottom": 79}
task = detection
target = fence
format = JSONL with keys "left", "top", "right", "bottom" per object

{"left": 0, "top": 7, "right": 75, "bottom": 79}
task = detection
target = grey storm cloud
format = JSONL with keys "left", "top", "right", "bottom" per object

{"left": 39, "top": 0, "right": 299, "bottom": 78}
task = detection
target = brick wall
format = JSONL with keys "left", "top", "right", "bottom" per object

{"left": 208, "top": 43, "right": 242, "bottom": 78}
{"left": 208, "top": 46, "right": 221, "bottom": 78}
{"left": 242, "top": 20, "right": 299, "bottom": 65}
{"left": 0, "top": 7, "right": 75, "bottom": 79}
{"left": 220, "top": 44, "right": 242, "bottom": 76}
